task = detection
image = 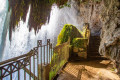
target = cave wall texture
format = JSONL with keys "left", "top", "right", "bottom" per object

{"left": 99, "top": 0, "right": 120, "bottom": 73}
{"left": 75, "top": 0, "right": 120, "bottom": 72}
{"left": 73, "top": 0, "right": 103, "bottom": 35}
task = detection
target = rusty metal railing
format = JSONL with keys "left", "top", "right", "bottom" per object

{"left": 0, "top": 49, "right": 38, "bottom": 80}
{"left": 0, "top": 38, "right": 70, "bottom": 80}
{"left": 0, "top": 39, "right": 52, "bottom": 80}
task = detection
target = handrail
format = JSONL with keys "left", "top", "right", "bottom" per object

{"left": 0, "top": 39, "right": 52, "bottom": 80}
{"left": 0, "top": 24, "right": 90, "bottom": 80}
{"left": 0, "top": 50, "right": 33, "bottom": 66}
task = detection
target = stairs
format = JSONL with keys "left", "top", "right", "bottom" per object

{"left": 87, "top": 36, "right": 103, "bottom": 60}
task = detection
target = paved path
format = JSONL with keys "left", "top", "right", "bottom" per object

{"left": 57, "top": 60, "right": 120, "bottom": 80}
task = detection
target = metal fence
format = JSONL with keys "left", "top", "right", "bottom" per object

{"left": 0, "top": 39, "right": 70, "bottom": 80}
{"left": 0, "top": 39, "right": 53, "bottom": 80}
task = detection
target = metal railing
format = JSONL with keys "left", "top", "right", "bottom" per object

{"left": 0, "top": 39, "right": 70, "bottom": 80}
{"left": 0, "top": 39, "right": 52, "bottom": 80}
{"left": 0, "top": 49, "right": 38, "bottom": 80}
{"left": 0, "top": 24, "right": 90, "bottom": 80}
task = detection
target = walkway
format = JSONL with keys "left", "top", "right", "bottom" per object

{"left": 57, "top": 60, "right": 120, "bottom": 80}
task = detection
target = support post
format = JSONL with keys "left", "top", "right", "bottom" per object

{"left": 0, "top": 68, "right": 2, "bottom": 80}
{"left": 42, "top": 64, "right": 50, "bottom": 80}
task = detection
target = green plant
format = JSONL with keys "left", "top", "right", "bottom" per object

{"left": 57, "top": 24, "right": 83, "bottom": 46}
{"left": 72, "top": 38, "right": 88, "bottom": 48}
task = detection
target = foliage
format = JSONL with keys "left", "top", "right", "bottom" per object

{"left": 59, "top": 3, "right": 71, "bottom": 8}
{"left": 72, "top": 38, "right": 88, "bottom": 48}
{"left": 49, "top": 60, "right": 65, "bottom": 80}
{"left": 57, "top": 24, "right": 83, "bottom": 46}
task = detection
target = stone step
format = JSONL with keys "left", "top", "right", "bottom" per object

{"left": 88, "top": 46, "right": 99, "bottom": 48}
{"left": 90, "top": 36, "right": 101, "bottom": 39}
{"left": 89, "top": 44, "right": 100, "bottom": 46}
{"left": 88, "top": 53, "right": 100, "bottom": 56}
{"left": 87, "top": 53, "right": 100, "bottom": 56}
{"left": 90, "top": 38, "right": 101, "bottom": 41}
{"left": 88, "top": 48, "right": 99, "bottom": 52}
{"left": 89, "top": 42, "right": 100, "bottom": 44}
{"left": 90, "top": 38, "right": 101, "bottom": 40}
{"left": 90, "top": 40, "right": 101, "bottom": 42}
{"left": 87, "top": 56, "right": 108, "bottom": 60}
{"left": 88, "top": 51, "right": 99, "bottom": 53}
{"left": 90, "top": 38, "right": 100, "bottom": 40}
{"left": 87, "top": 36, "right": 102, "bottom": 59}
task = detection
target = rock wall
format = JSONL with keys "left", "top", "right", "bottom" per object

{"left": 73, "top": 0, "right": 103, "bottom": 35}
{"left": 73, "top": 0, "right": 120, "bottom": 73}
{"left": 99, "top": 0, "right": 120, "bottom": 73}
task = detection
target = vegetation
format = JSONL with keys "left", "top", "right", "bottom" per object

{"left": 72, "top": 38, "right": 88, "bottom": 48}
{"left": 49, "top": 60, "right": 65, "bottom": 80}
{"left": 57, "top": 24, "right": 83, "bottom": 45}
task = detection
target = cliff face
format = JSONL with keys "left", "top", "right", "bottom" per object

{"left": 99, "top": 0, "right": 120, "bottom": 73}
{"left": 74, "top": 0, "right": 120, "bottom": 73}
{"left": 74, "top": 0, "right": 103, "bottom": 35}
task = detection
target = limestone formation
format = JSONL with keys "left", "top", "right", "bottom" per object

{"left": 99, "top": 0, "right": 120, "bottom": 73}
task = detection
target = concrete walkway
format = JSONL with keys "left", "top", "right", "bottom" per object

{"left": 57, "top": 60, "right": 120, "bottom": 80}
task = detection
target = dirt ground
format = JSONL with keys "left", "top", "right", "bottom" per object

{"left": 57, "top": 60, "right": 120, "bottom": 80}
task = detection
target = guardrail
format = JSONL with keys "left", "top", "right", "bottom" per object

{"left": 0, "top": 39, "right": 52, "bottom": 80}
{"left": 0, "top": 24, "right": 90, "bottom": 80}
{"left": 0, "top": 39, "right": 70, "bottom": 80}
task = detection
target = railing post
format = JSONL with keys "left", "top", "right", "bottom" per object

{"left": 47, "top": 39, "right": 50, "bottom": 64}
{"left": 0, "top": 68, "right": 2, "bottom": 80}
{"left": 37, "top": 40, "right": 42, "bottom": 80}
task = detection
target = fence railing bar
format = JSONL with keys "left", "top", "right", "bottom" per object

{"left": 34, "top": 54, "right": 35, "bottom": 80}
{"left": 37, "top": 49, "right": 39, "bottom": 80}
{"left": 41, "top": 46, "right": 42, "bottom": 80}
{"left": 47, "top": 44, "right": 48, "bottom": 64}
{"left": 44, "top": 45, "right": 45, "bottom": 65}
{"left": 23, "top": 67, "right": 38, "bottom": 80}
{"left": 0, "top": 68, "right": 2, "bottom": 80}
{"left": 24, "top": 61, "right": 26, "bottom": 80}
{"left": 49, "top": 44, "right": 50, "bottom": 63}
{"left": 10, "top": 64, "right": 12, "bottom": 80}
{"left": 18, "top": 62, "right": 20, "bottom": 80}
{"left": 50, "top": 44, "right": 52, "bottom": 69}
{"left": 0, "top": 50, "right": 33, "bottom": 66}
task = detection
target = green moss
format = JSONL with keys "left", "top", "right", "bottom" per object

{"left": 49, "top": 60, "right": 65, "bottom": 80}
{"left": 72, "top": 38, "right": 88, "bottom": 48}
{"left": 57, "top": 24, "right": 83, "bottom": 46}
{"left": 49, "top": 52, "right": 67, "bottom": 80}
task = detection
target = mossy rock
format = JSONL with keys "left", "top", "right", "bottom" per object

{"left": 57, "top": 24, "right": 83, "bottom": 45}
{"left": 72, "top": 38, "right": 88, "bottom": 48}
